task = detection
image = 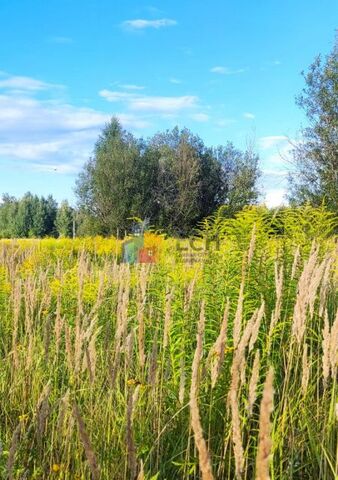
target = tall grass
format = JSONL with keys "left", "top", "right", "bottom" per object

{"left": 0, "top": 206, "right": 337, "bottom": 479}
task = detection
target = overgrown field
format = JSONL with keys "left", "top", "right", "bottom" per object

{"left": 0, "top": 207, "right": 337, "bottom": 479}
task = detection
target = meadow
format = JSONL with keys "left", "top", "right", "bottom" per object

{"left": 0, "top": 206, "right": 337, "bottom": 479}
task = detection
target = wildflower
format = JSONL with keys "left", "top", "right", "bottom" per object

{"left": 18, "top": 414, "right": 29, "bottom": 422}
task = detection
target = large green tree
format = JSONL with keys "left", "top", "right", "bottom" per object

{"left": 76, "top": 118, "right": 157, "bottom": 235}
{"left": 289, "top": 36, "right": 338, "bottom": 211}
{"left": 150, "top": 127, "right": 225, "bottom": 235}
{"left": 56, "top": 200, "right": 74, "bottom": 238}
{"left": 76, "top": 119, "right": 260, "bottom": 236}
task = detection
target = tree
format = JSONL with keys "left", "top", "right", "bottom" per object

{"left": 150, "top": 127, "right": 225, "bottom": 235}
{"left": 75, "top": 118, "right": 156, "bottom": 235}
{"left": 214, "top": 142, "right": 260, "bottom": 217}
{"left": 56, "top": 200, "right": 74, "bottom": 237}
{"left": 0, "top": 194, "right": 18, "bottom": 238}
{"left": 289, "top": 35, "right": 338, "bottom": 211}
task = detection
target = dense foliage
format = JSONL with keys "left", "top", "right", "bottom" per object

{"left": 289, "top": 35, "right": 338, "bottom": 211}
{"left": 75, "top": 119, "right": 260, "bottom": 236}
{"left": 0, "top": 206, "right": 336, "bottom": 479}
{"left": 0, "top": 193, "right": 59, "bottom": 238}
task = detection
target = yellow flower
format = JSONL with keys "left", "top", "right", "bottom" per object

{"left": 52, "top": 464, "right": 61, "bottom": 472}
{"left": 18, "top": 413, "right": 29, "bottom": 422}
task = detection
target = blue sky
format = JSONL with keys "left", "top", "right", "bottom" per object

{"left": 0, "top": 0, "right": 337, "bottom": 207}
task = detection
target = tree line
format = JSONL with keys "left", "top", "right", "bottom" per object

{"left": 0, "top": 126, "right": 260, "bottom": 238}
{"left": 0, "top": 194, "right": 74, "bottom": 238}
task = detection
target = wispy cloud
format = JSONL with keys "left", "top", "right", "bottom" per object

{"left": 259, "top": 135, "right": 288, "bottom": 150}
{"left": 99, "top": 90, "right": 136, "bottom": 101}
{"left": 243, "top": 112, "right": 255, "bottom": 120}
{"left": 0, "top": 76, "right": 150, "bottom": 174}
{"left": 120, "top": 84, "right": 145, "bottom": 90}
{"left": 215, "top": 118, "right": 236, "bottom": 127}
{"left": 190, "top": 113, "right": 209, "bottom": 122}
{"left": 169, "top": 77, "right": 182, "bottom": 84}
{"left": 122, "top": 18, "right": 177, "bottom": 30}
{"left": 99, "top": 89, "right": 198, "bottom": 114}
{"left": 0, "top": 73, "right": 62, "bottom": 92}
{"left": 210, "top": 66, "right": 246, "bottom": 75}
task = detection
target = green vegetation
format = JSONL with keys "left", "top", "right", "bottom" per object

{"left": 289, "top": 35, "right": 338, "bottom": 210}
{"left": 0, "top": 206, "right": 336, "bottom": 479}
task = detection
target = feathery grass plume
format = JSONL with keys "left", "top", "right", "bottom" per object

{"left": 322, "top": 310, "right": 331, "bottom": 386}
{"left": 163, "top": 287, "right": 173, "bottom": 351}
{"left": 43, "top": 314, "right": 53, "bottom": 362}
{"left": 189, "top": 301, "right": 215, "bottom": 480}
{"left": 54, "top": 293, "right": 64, "bottom": 358}
{"left": 137, "top": 461, "right": 145, "bottom": 480}
{"left": 179, "top": 354, "right": 186, "bottom": 405}
{"left": 137, "top": 265, "right": 148, "bottom": 369}
{"left": 87, "top": 328, "right": 100, "bottom": 383}
{"left": 126, "top": 386, "right": 138, "bottom": 479}
{"left": 111, "top": 267, "right": 131, "bottom": 385}
{"left": 291, "top": 245, "right": 300, "bottom": 280}
{"left": 11, "top": 279, "right": 21, "bottom": 369}
{"left": 230, "top": 389, "right": 244, "bottom": 479}
{"left": 36, "top": 383, "right": 51, "bottom": 441}
{"left": 148, "top": 329, "right": 158, "bottom": 389}
{"left": 319, "top": 256, "right": 333, "bottom": 317}
{"left": 64, "top": 324, "right": 74, "bottom": 373}
{"left": 268, "top": 264, "right": 283, "bottom": 341}
{"left": 57, "top": 390, "right": 70, "bottom": 442}
{"left": 249, "top": 300, "right": 265, "bottom": 353}
{"left": 247, "top": 224, "right": 256, "bottom": 266}
{"left": 255, "top": 367, "right": 274, "bottom": 480}
{"left": 208, "top": 299, "right": 229, "bottom": 388}
{"left": 308, "top": 256, "right": 327, "bottom": 319}
{"left": 292, "top": 244, "right": 319, "bottom": 343}
{"left": 6, "top": 422, "right": 22, "bottom": 480}
{"left": 248, "top": 350, "right": 260, "bottom": 415}
{"left": 329, "top": 310, "right": 338, "bottom": 380}
{"left": 229, "top": 303, "right": 261, "bottom": 475}
{"left": 73, "top": 403, "right": 100, "bottom": 480}
{"left": 233, "top": 280, "right": 245, "bottom": 348}
{"left": 301, "top": 343, "right": 310, "bottom": 395}
{"left": 124, "top": 330, "right": 134, "bottom": 374}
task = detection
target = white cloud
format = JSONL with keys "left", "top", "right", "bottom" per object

{"left": 122, "top": 18, "right": 177, "bottom": 30}
{"left": 100, "top": 89, "right": 198, "bottom": 114}
{"left": 259, "top": 135, "right": 288, "bottom": 150}
{"left": 99, "top": 90, "right": 136, "bottom": 102}
{"left": 243, "top": 112, "right": 255, "bottom": 120}
{"left": 0, "top": 77, "right": 150, "bottom": 174}
{"left": 0, "top": 74, "right": 61, "bottom": 91}
{"left": 215, "top": 118, "right": 236, "bottom": 127}
{"left": 169, "top": 77, "right": 182, "bottom": 84}
{"left": 210, "top": 66, "right": 246, "bottom": 75}
{"left": 190, "top": 113, "right": 209, "bottom": 122}
{"left": 130, "top": 95, "right": 197, "bottom": 112}
{"left": 265, "top": 188, "right": 287, "bottom": 207}
{"left": 120, "top": 84, "right": 145, "bottom": 90}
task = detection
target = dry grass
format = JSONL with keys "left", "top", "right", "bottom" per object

{"left": 0, "top": 206, "right": 337, "bottom": 479}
